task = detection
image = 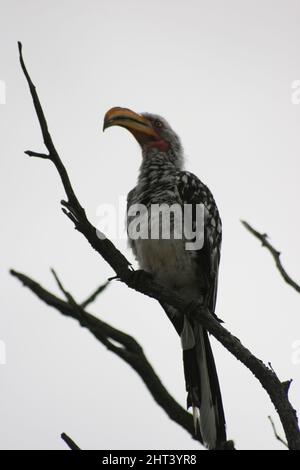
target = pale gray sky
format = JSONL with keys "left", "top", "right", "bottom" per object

{"left": 1, "top": 0, "right": 300, "bottom": 450}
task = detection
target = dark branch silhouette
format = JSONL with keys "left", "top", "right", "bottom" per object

{"left": 61, "top": 432, "right": 81, "bottom": 450}
{"left": 13, "top": 42, "right": 300, "bottom": 450}
{"left": 268, "top": 416, "right": 288, "bottom": 449}
{"left": 241, "top": 221, "right": 300, "bottom": 294}
{"left": 11, "top": 268, "right": 201, "bottom": 444}
{"left": 80, "top": 281, "right": 109, "bottom": 309}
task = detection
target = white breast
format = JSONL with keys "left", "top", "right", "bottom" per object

{"left": 134, "top": 237, "right": 198, "bottom": 294}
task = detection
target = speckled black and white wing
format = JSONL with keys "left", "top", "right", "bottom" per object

{"left": 176, "top": 171, "right": 226, "bottom": 448}
{"left": 126, "top": 187, "right": 138, "bottom": 258}
{"left": 176, "top": 171, "right": 222, "bottom": 313}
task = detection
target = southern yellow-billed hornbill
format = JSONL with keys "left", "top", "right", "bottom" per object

{"left": 103, "top": 107, "right": 226, "bottom": 449}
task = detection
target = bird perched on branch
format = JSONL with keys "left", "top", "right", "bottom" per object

{"left": 103, "top": 107, "right": 226, "bottom": 450}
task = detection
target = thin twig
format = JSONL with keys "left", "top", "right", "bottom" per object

{"left": 81, "top": 281, "right": 109, "bottom": 309}
{"left": 241, "top": 221, "right": 300, "bottom": 294}
{"left": 268, "top": 416, "right": 288, "bottom": 448}
{"left": 18, "top": 41, "right": 130, "bottom": 275}
{"left": 17, "top": 42, "right": 300, "bottom": 450}
{"left": 61, "top": 432, "right": 81, "bottom": 450}
{"left": 51, "top": 268, "right": 88, "bottom": 326}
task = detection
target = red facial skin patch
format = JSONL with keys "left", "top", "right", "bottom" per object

{"left": 147, "top": 139, "right": 170, "bottom": 152}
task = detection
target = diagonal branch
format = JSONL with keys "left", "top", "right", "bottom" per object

{"left": 10, "top": 269, "right": 201, "bottom": 444}
{"left": 241, "top": 221, "right": 300, "bottom": 294}
{"left": 61, "top": 432, "right": 81, "bottom": 450}
{"left": 16, "top": 42, "right": 300, "bottom": 450}
{"left": 18, "top": 41, "right": 131, "bottom": 276}
{"left": 81, "top": 281, "right": 109, "bottom": 309}
{"left": 268, "top": 416, "right": 288, "bottom": 449}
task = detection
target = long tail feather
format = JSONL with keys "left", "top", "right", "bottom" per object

{"left": 160, "top": 302, "right": 226, "bottom": 449}
{"left": 183, "top": 321, "right": 226, "bottom": 449}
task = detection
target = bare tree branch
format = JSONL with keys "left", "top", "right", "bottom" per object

{"left": 19, "top": 41, "right": 131, "bottom": 275}
{"left": 241, "top": 220, "right": 300, "bottom": 294}
{"left": 81, "top": 281, "right": 109, "bottom": 309}
{"left": 16, "top": 42, "right": 300, "bottom": 449}
{"left": 268, "top": 416, "right": 288, "bottom": 448}
{"left": 10, "top": 269, "right": 201, "bottom": 444}
{"left": 61, "top": 432, "right": 81, "bottom": 450}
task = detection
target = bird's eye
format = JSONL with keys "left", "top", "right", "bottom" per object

{"left": 154, "top": 120, "right": 162, "bottom": 128}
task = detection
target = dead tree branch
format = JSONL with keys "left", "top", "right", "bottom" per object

{"left": 15, "top": 42, "right": 300, "bottom": 450}
{"left": 241, "top": 221, "right": 300, "bottom": 294}
{"left": 10, "top": 269, "right": 201, "bottom": 444}
{"left": 268, "top": 416, "right": 288, "bottom": 448}
{"left": 80, "top": 281, "right": 109, "bottom": 309}
{"left": 61, "top": 432, "right": 81, "bottom": 450}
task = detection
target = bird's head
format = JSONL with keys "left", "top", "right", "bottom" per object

{"left": 103, "top": 107, "right": 183, "bottom": 169}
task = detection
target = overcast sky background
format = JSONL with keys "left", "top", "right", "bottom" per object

{"left": 1, "top": 0, "right": 300, "bottom": 450}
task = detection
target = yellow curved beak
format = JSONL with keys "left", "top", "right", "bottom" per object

{"left": 103, "top": 107, "right": 159, "bottom": 143}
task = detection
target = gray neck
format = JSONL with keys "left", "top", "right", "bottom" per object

{"left": 135, "top": 148, "right": 180, "bottom": 204}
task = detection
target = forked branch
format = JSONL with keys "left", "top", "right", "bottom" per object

{"left": 11, "top": 268, "right": 200, "bottom": 444}
{"left": 241, "top": 220, "right": 300, "bottom": 294}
